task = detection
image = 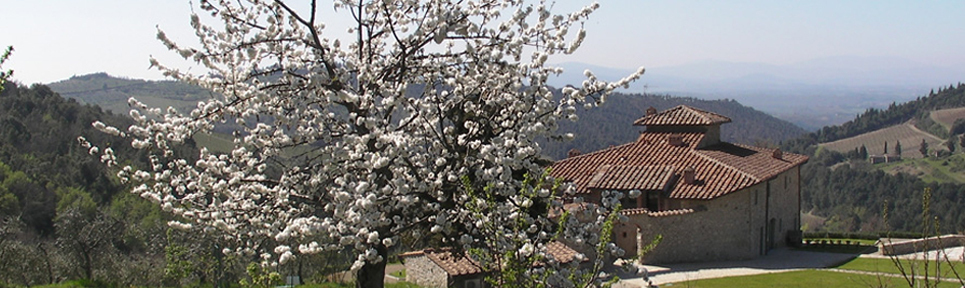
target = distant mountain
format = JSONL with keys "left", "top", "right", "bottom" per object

{"left": 47, "top": 72, "right": 213, "bottom": 115}
{"left": 540, "top": 93, "right": 807, "bottom": 160}
{"left": 45, "top": 73, "right": 805, "bottom": 162}
{"left": 550, "top": 58, "right": 965, "bottom": 130}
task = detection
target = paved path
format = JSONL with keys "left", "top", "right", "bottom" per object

{"left": 618, "top": 248, "right": 858, "bottom": 287}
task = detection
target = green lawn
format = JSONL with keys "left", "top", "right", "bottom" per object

{"left": 835, "top": 257, "right": 965, "bottom": 279}
{"left": 390, "top": 269, "right": 407, "bottom": 278}
{"left": 672, "top": 270, "right": 963, "bottom": 288}
{"left": 297, "top": 282, "right": 422, "bottom": 288}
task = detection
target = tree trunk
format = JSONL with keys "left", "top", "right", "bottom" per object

{"left": 355, "top": 244, "right": 387, "bottom": 288}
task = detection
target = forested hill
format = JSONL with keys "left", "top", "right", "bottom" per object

{"left": 783, "top": 82, "right": 965, "bottom": 235}
{"left": 0, "top": 82, "right": 157, "bottom": 235}
{"left": 47, "top": 72, "right": 213, "bottom": 115}
{"left": 541, "top": 93, "right": 808, "bottom": 160}
{"left": 784, "top": 83, "right": 965, "bottom": 152}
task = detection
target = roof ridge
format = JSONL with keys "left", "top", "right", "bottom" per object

{"left": 691, "top": 149, "right": 762, "bottom": 182}
{"left": 554, "top": 141, "right": 636, "bottom": 163}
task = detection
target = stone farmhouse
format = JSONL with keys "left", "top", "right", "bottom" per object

{"left": 550, "top": 105, "right": 809, "bottom": 264}
{"left": 399, "top": 241, "right": 581, "bottom": 288}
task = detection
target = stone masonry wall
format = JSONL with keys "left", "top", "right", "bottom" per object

{"left": 614, "top": 167, "right": 802, "bottom": 264}
{"left": 404, "top": 255, "right": 449, "bottom": 288}
{"left": 767, "top": 167, "right": 801, "bottom": 249}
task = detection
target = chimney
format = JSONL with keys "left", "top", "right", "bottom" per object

{"left": 645, "top": 106, "right": 658, "bottom": 116}
{"left": 667, "top": 134, "right": 684, "bottom": 147}
{"left": 772, "top": 149, "right": 783, "bottom": 159}
{"left": 567, "top": 148, "right": 582, "bottom": 158}
{"left": 683, "top": 167, "right": 696, "bottom": 185}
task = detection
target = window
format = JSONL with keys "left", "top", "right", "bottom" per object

{"left": 754, "top": 190, "right": 758, "bottom": 205}
{"left": 465, "top": 279, "right": 481, "bottom": 288}
{"left": 647, "top": 191, "right": 660, "bottom": 211}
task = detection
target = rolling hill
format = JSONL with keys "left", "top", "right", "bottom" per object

{"left": 930, "top": 106, "right": 965, "bottom": 130}
{"left": 537, "top": 93, "right": 808, "bottom": 160}
{"left": 819, "top": 122, "right": 943, "bottom": 159}
{"left": 46, "top": 72, "right": 213, "bottom": 115}
{"left": 46, "top": 73, "right": 809, "bottom": 161}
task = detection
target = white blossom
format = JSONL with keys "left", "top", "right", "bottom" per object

{"left": 87, "top": 0, "right": 643, "bottom": 285}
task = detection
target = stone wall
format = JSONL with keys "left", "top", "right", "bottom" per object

{"left": 404, "top": 254, "right": 449, "bottom": 288}
{"left": 879, "top": 235, "right": 965, "bottom": 255}
{"left": 614, "top": 167, "right": 802, "bottom": 264}
{"left": 766, "top": 167, "right": 801, "bottom": 249}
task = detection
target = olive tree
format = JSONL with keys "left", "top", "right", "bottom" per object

{"left": 82, "top": 0, "right": 643, "bottom": 286}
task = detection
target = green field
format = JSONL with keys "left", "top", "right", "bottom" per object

{"left": 673, "top": 269, "right": 963, "bottom": 288}
{"left": 877, "top": 153, "right": 965, "bottom": 183}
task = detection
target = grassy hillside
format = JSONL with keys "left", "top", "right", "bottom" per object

{"left": 46, "top": 72, "right": 213, "bottom": 115}
{"left": 878, "top": 153, "right": 965, "bottom": 183}
{"left": 819, "top": 122, "right": 944, "bottom": 159}
{"left": 929, "top": 106, "right": 965, "bottom": 130}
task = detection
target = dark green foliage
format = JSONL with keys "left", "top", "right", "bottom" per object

{"left": 795, "top": 83, "right": 965, "bottom": 235}
{"left": 0, "top": 83, "right": 145, "bottom": 211}
{"left": 542, "top": 93, "right": 807, "bottom": 160}
{"left": 801, "top": 146, "right": 965, "bottom": 234}
{"left": 0, "top": 83, "right": 171, "bottom": 286}
{"left": 0, "top": 46, "right": 12, "bottom": 93}
{"left": 920, "top": 139, "right": 929, "bottom": 157}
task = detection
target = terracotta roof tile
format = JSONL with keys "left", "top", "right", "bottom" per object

{"left": 622, "top": 208, "right": 696, "bottom": 217}
{"left": 587, "top": 165, "right": 675, "bottom": 191}
{"left": 551, "top": 106, "right": 807, "bottom": 200}
{"left": 633, "top": 105, "right": 732, "bottom": 126}
{"left": 401, "top": 241, "right": 582, "bottom": 277}
{"left": 545, "top": 241, "right": 580, "bottom": 264}
{"left": 424, "top": 249, "right": 485, "bottom": 276}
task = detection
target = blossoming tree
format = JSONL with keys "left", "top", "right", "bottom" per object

{"left": 82, "top": 0, "right": 643, "bottom": 287}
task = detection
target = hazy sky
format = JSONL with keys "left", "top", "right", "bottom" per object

{"left": 2, "top": 1, "right": 964, "bottom": 85}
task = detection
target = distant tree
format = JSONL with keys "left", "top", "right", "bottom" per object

{"left": 959, "top": 135, "right": 965, "bottom": 150}
{"left": 948, "top": 136, "right": 957, "bottom": 153}
{"left": 0, "top": 46, "right": 12, "bottom": 93}
{"left": 884, "top": 141, "right": 888, "bottom": 155}
{"left": 895, "top": 140, "right": 902, "bottom": 156}
{"left": 860, "top": 144, "right": 868, "bottom": 159}
{"left": 920, "top": 139, "right": 929, "bottom": 157}
{"left": 952, "top": 119, "right": 965, "bottom": 135}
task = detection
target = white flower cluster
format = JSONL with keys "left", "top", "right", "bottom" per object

{"left": 86, "top": 0, "right": 643, "bottom": 282}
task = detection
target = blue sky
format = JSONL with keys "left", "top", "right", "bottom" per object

{"left": 2, "top": 1, "right": 964, "bottom": 84}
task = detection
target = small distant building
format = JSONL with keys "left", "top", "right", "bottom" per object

{"left": 400, "top": 242, "right": 581, "bottom": 288}
{"left": 550, "top": 105, "right": 809, "bottom": 264}
{"left": 869, "top": 154, "right": 901, "bottom": 164}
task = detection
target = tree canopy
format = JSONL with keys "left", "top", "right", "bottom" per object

{"left": 86, "top": 1, "right": 643, "bottom": 287}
